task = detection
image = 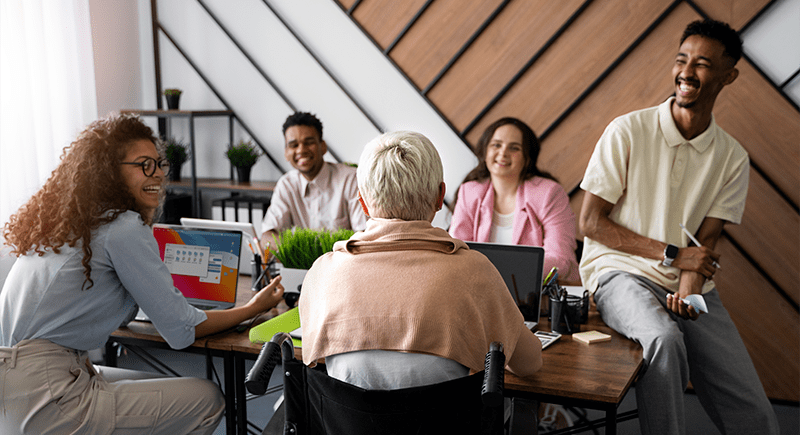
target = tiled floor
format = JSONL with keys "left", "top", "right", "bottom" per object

{"left": 113, "top": 347, "right": 799, "bottom": 435}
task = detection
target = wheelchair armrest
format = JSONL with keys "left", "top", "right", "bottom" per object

{"left": 245, "top": 332, "right": 293, "bottom": 395}
{"left": 481, "top": 341, "right": 505, "bottom": 407}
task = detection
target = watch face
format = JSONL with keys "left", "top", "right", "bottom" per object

{"left": 666, "top": 244, "right": 679, "bottom": 259}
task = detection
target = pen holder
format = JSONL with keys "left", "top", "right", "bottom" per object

{"left": 251, "top": 254, "right": 267, "bottom": 291}
{"left": 550, "top": 294, "right": 582, "bottom": 335}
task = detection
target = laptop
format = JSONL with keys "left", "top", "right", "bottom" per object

{"left": 136, "top": 224, "right": 242, "bottom": 320}
{"left": 466, "top": 242, "right": 545, "bottom": 330}
{"left": 180, "top": 218, "right": 262, "bottom": 276}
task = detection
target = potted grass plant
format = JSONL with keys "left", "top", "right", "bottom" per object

{"left": 272, "top": 228, "right": 355, "bottom": 293}
{"left": 225, "top": 140, "right": 261, "bottom": 183}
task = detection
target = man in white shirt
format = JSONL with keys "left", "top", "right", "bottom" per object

{"left": 578, "top": 19, "right": 777, "bottom": 435}
{"left": 261, "top": 112, "right": 367, "bottom": 251}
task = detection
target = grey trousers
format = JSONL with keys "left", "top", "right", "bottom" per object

{"left": 0, "top": 339, "right": 224, "bottom": 435}
{"left": 594, "top": 271, "right": 778, "bottom": 435}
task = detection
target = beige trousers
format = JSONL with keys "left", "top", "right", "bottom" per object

{"left": 0, "top": 339, "right": 224, "bottom": 435}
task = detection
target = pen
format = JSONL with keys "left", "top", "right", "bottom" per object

{"left": 544, "top": 267, "right": 558, "bottom": 286}
{"left": 679, "top": 223, "right": 720, "bottom": 269}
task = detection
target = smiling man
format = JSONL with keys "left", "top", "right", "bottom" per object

{"left": 578, "top": 20, "right": 778, "bottom": 434}
{"left": 261, "top": 112, "right": 366, "bottom": 251}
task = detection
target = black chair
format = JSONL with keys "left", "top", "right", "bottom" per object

{"left": 246, "top": 332, "right": 506, "bottom": 435}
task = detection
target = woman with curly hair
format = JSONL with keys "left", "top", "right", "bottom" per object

{"left": 0, "top": 114, "right": 284, "bottom": 434}
{"left": 449, "top": 117, "right": 579, "bottom": 281}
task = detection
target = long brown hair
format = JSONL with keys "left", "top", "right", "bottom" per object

{"left": 3, "top": 114, "right": 162, "bottom": 289}
{"left": 462, "top": 117, "right": 555, "bottom": 184}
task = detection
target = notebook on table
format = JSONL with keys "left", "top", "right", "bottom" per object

{"left": 466, "top": 242, "right": 545, "bottom": 331}
{"left": 136, "top": 224, "right": 242, "bottom": 321}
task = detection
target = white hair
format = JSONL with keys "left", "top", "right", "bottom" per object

{"left": 357, "top": 131, "right": 443, "bottom": 221}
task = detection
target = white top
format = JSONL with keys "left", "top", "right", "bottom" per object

{"left": 0, "top": 211, "right": 206, "bottom": 350}
{"left": 489, "top": 210, "right": 514, "bottom": 244}
{"left": 261, "top": 162, "right": 367, "bottom": 235}
{"left": 326, "top": 349, "right": 469, "bottom": 390}
{"left": 579, "top": 97, "right": 749, "bottom": 294}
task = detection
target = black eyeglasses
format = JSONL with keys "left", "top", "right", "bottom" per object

{"left": 120, "top": 157, "right": 171, "bottom": 177}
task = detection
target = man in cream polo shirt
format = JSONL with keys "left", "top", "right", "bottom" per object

{"left": 578, "top": 19, "right": 777, "bottom": 435}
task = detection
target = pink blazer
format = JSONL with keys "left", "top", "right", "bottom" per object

{"left": 449, "top": 177, "right": 580, "bottom": 281}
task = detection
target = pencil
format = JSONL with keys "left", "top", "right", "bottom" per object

{"left": 679, "top": 223, "right": 720, "bottom": 268}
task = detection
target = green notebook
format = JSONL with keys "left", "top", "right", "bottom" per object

{"left": 249, "top": 307, "right": 302, "bottom": 347}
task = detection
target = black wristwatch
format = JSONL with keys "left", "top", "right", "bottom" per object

{"left": 662, "top": 244, "right": 679, "bottom": 267}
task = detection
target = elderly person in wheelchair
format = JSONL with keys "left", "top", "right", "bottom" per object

{"left": 299, "top": 130, "right": 542, "bottom": 389}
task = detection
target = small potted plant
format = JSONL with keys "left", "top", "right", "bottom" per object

{"left": 164, "top": 137, "right": 189, "bottom": 181}
{"left": 225, "top": 139, "right": 261, "bottom": 183}
{"left": 271, "top": 227, "right": 355, "bottom": 292}
{"left": 164, "top": 88, "right": 182, "bottom": 110}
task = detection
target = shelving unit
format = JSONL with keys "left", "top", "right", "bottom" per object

{"left": 121, "top": 109, "right": 234, "bottom": 215}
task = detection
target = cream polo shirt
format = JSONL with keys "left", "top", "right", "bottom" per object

{"left": 579, "top": 97, "right": 749, "bottom": 294}
{"left": 261, "top": 162, "right": 367, "bottom": 236}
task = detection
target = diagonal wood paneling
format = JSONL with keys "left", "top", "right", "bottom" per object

{"left": 726, "top": 168, "right": 799, "bottom": 304}
{"left": 336, "top": 0, "right": 800, "bottom": 403}
{"left": 464, "top": 0, "right": 676, "bottom": 148}
{"left": 351, "top": 0, "right": 428, "bottom": 50}
{"left": 536, "top": 3, "right": 691, "bottom": 194}
{"left": 426, "top": 0, "right": 587, "bottom": 132}
{"left": 390, "top": 0, "right": 505, "bottom": 90}
{"left": 714, "top": 236, "right": 799, "bottom": 402}
{"left": 714, "top": 60, "right": 800, "bottom": 207}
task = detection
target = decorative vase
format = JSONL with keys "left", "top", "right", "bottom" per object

{"left": 236, "top": 165, "right": 253, "bottom": 183}
{"left": 168, "top": 162, "right": 183, "bottom": 182}
{"left": 166, "top": 94, "right": 181, "bottom": 110}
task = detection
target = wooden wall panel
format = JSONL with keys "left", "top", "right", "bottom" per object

{"left": 351, "top": 0, "right": 428, "bottom": 50}
{"left": 427, "top": 0, "right": 586, "bottom": 131}
{"left": 692, "top": 0, "right": 772, "bottom": 29}
{"left": 336, "top": 0, "right": 356, "bottom": 11}
{"left": 726, "top": 168, "right": 800, "bottom": 304}
{"left": 464, "top": 0, "right": 674, "bottom": 147}
{"left": 714, "top": 237, "right": 799, "bottom": 402}
{"left": 538, "top": 4, "right": 695, "bottom": 194}
{"left": 714, "top": 62, "right": 800, "bottom": 206}
{"left": 390, "top": 0, "right": 503, "bottom": 90}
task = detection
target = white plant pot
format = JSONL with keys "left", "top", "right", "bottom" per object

{"left": 279, "top": 266, "right": 308, "bottom": 294}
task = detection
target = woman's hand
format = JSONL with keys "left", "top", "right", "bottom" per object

{"left": 247, "top": 275, "right": 285, "bottom": 313}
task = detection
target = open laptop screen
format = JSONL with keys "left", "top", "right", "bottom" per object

{"left": 153, "top": 224, "right": 241, "bottom": 306}
{"left": 466, "top": 242, "right": 544, "bottom": 325}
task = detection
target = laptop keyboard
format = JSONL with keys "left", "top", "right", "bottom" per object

{"left": 190, "top": 303, "right": 217, "bottom": 311}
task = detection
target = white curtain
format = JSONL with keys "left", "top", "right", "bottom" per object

{"left": 0, "top": 0, "right": 98, "bottom": 230}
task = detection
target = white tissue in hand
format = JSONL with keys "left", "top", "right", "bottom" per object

{"left": 681, "top": 294, "right": 708, "bottom": 313}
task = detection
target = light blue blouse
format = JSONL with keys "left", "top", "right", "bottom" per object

{"left": 0, "top": 211, "right": 206, "bottom": 350}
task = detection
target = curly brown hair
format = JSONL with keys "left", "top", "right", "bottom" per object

{"left": 2, "top": 114, "right": 162, "bottom": 289}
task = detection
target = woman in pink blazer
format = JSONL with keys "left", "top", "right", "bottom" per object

{"left": 450, "top": 117, "right": 579, "bottom": 281}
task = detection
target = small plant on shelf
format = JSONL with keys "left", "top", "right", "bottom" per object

{"left": 164, "top": 137, "right": 189, "bottom": 165}
{"left": 272, "top": 228, "right": 355, "bottom": 270}
{"left": 164, "top": 88, "right": 183, "bottom": 110}
{"left": 225, "top": 139, "right": 261, "bottom": 168}
{"left": 163, "top": 138, "right": 189, "bottom": 181}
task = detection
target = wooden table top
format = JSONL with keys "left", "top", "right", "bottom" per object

{"left": 113, "top": 276, "right": 642, "bottom": 407}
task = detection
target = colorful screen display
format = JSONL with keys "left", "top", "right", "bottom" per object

{"left": 152, "top": 225, "right": 241, "bottom": 303}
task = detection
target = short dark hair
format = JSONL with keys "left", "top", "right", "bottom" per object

{"left": 282, "top": 111, "right": 323, "bottom": 140}
{"left": 681, "top": 19, "right": 742, "bottom": 64}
